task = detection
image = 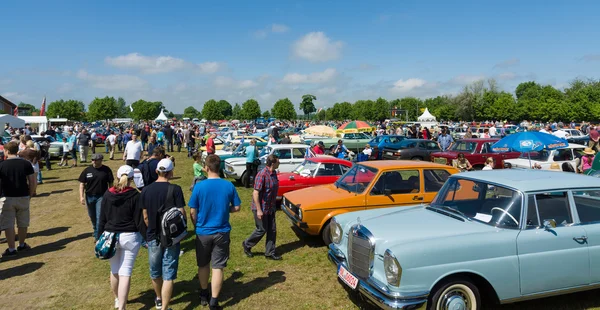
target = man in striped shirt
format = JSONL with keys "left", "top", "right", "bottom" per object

{"left": 242, "top": 154, "right": 281, "bottom": 260}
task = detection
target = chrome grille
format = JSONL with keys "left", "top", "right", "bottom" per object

{"left": 348, "top": 224, "right": 374, "bottom": 279}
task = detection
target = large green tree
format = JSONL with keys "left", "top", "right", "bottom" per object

{"left": 46, "top": 99, "right": 85, "bottom": 120}
{"left": 116, "top": 97, "right": 130, "bottom": 118}
{"left": 299, "top": 94, "right": 317, "bottom": 118}
{"left": 271, "top": 98, "right": 297, "bottom": 120}
{"left": 218, "top": 100, "right": 232, "bottom": 119}
{"left": 183, "top": 106, "right": 201, "bottom": 119}
{"left": 87, "top": 96, "right": 118, "bottom": 121}
{"left": 18, "top": 102, "right": 40, "bottom": 114}
{"left": 130, "top": 99, "right": 164, "bottom": 120}
{"left": 262, "top": 110, "right": 271, "bottom": 118}
{"left": 372, "top": 97, "right": 390, "bottom": 121}
{"left": 232, "top": 103, "right": 242, "bottom": 119}
{"left": 202, "top": 99, "right": 223, "bottom": 120}
{"left": 241, "top": 99, "right": 261, "bottom": 120}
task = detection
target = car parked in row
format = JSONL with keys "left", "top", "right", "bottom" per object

{"left": 368, "top": 135, "right": 406, "bottom": 158}
{"left": 382, "top": 139, "right": 440, "bottom": 161}
{"left": 504, "top": 144, "right": 586, "bottom": 170}
{"left": 431, "top": 138, "right": 520, "bottom": 170}
{"left": 277, "top": 157, "right": 352, "bottom": 200}
{"left": 328, "top": 170, "right": 600, "bottom": 310}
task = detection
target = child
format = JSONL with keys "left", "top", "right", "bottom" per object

{"left": 60, "top": 137, "right": 70, "bottom": 167}
{"left": 190, "top": 152, "right": 206, "bottom": 190}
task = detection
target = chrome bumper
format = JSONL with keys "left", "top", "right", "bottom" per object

{"left": 223, "top": 170, "right": 240, "bottom": 179}
{"left": 328, "top": 244, "right": 428, "bottom": 310}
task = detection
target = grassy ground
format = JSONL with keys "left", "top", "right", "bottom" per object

{"left": 0, "top": 149, "right": 600, "bottom": 309}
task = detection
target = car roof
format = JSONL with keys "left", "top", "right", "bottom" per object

{"left": 308, "top": 156, "right": 352, "bottom": 166}
{"left": 360, "top": 160, "right": 456, "bottom": 170}
{"left": 402, "top": 139, "right": 433, "bottom": 142}
{"left": 454, "top": 169, "right": 600, "bottom": 192}
{"left": 459, "top": 138, "right": 499, "bottom": 142}
{"left": 268, "top": 144, "right": 309, "bottom": 149}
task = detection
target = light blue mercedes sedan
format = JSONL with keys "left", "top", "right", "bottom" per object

{"left": 328, "top": 169, "right": 600, "bottom": 310}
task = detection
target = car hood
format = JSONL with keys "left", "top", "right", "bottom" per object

{"left": 225, "top": 157, "right": 248, "bottom": 166}
{"left": 284, "top": 183, "right": 360, "bottom": 210}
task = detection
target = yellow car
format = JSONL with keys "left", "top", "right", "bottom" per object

{"left": 281, "top": 160, "right": 459, "bottom": 244}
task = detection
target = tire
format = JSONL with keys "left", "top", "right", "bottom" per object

{"left": 240, "top": 171, "right": 248, "bottom": 187}
{"left": 411, "top": 156, "right": 423, "bottom": 161}
{"left": 321, "top": 221, "right": 332, "bottom": 245}
{"left": 428, "top": 277, "right": 481, "bottom": 310}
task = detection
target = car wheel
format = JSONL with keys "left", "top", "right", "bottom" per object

{"left": 240, "top": 171, "right": 248, "bottom": 187}
{"left": 429, "top": 277, "right": 481, "bottom": 310}
{"left": 321, "top": 222, "right": 332, "bottom": 245}
{"left": 411, "top": 156, "right": 423, "bottom": 161}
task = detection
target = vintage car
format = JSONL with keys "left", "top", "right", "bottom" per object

{"left": 223, "top": 144, "right": 313, "bottom": 187}
{"left": 328, "top": 170, "right": 600, "bottom": 309}
{"left": 281, "top": 161, "right": 458, "bottom": 244}
{"left": 277, "top": 157, "right": 352, "bottom": 200}
{"left": 382, "top": 139, "right": 440, "bottom": 161}
{"left": 504, "top": 144, "right": 586, "bottom": 170}
{"left": 318, "top": 132, "right": 374, "bottom": 153}
{"left": 562, "top": 129, "right": 589, "bottom": 144}
{"left": 430, "top": 138, "right": 520, "bottom": 170}
{"left": 369, "top": 135, "right": 406, "bottom": 158}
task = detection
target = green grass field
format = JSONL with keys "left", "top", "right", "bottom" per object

{"left": 0, "top": 149, "right": 599, "bottom": 309}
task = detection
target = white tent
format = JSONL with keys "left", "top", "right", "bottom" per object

{"left": 19, "top": 116, "right": 48, "bottom": 133}
{"left": 417, "top": 108, "right": 438, "bottom": 128}
{"left": 155, "top": 109, "right": 168, "bottom": 122}
{"left": 0, "top": 114, "right": 26, "bottom": 135}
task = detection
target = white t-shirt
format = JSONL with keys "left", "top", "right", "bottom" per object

{"left": 106, "top": 134, "right": 116, "bottom": 146}
{"left": 489, "top": 127, "right": 497, "bottom": 136}
{"left": 362, "top": 148, "right": 373, "bottom": 156}
{"left": 482, "top": 165, "right": 493, "bottom": 170}
{"left": 124, "top": 141, "right": 142, "bottom": 160}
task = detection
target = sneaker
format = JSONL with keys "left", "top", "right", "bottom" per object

{"left": 2, "top": 249, "right": 17, "bottom": 256}
{"left": 17, "top": 243, "right": 31, "bottom": 251}
{"left": 114, "top": 298, "right": 119, "bottom": 309}
{"left": 199, "top": 290, "right": 209, "bottom": 306}
{"left": 155, "top": 298, "right": 162, "bottom": 309}
{"left": 209, "top": 305, "right": 223, "bottom": 310}
{"left": 242, "top": 241, "right": 253, "bottom": 258}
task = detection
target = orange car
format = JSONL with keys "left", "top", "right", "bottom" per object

{"left": 281, "top": 161, "right": 459, "bottom": 244}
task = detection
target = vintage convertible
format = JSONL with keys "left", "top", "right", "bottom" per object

{"left": 328, "top": 170, "right": 600, "bottom": 309}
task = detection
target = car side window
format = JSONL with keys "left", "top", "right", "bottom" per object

{"left": 525, "top": 195, "right": 540, "bottom": 229}
{"left": 553, "top": 149, "right": 573, "bottom": 161}
{"left": 370, "top": 170, "right": 420, "bottom": 196}
{"left": 572, "top": 190, "right": 600, "bottom": 225}
{"left": 292, "top": 148, "right": 306, "bottom": 159}
{"left": 533, "top": 192, "right": 573, "bottom": 226}
{"left": 426, "top": 142, "right": 439, "bottom": 150}
{"left": 480, "top": 143, "right": 492, "bottom": 154}
{"left": 340, "top": 165, "right": 350, "bottom": 174}
{"left": 345, "top": 133, "right": 355, "bottom": 139}
{"left": 274, "top": 149, "right": 292, "bottom": 159}
{"left": 424, "top": 169, "right": 451, "bottom": 192}
{"left": 316, "top": 163, "right": 343, "bottom": 176}
{"left": 417, "top": 142, "right": 427, "bottom": 149}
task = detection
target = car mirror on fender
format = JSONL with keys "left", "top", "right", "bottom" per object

{"left": 543, "top": 219, "right": 557, "bottom": 230}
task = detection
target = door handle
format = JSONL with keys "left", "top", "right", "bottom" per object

{"left": 413, "top": 196, "right": 424, "bottom": 201}
{"left": 573, "top": 236, "right": 588, "bottom": 244}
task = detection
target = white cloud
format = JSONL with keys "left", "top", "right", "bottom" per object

{"left": 57, "top": 83, "right": 74, "bottom": 94}
{"left": 271, "top": 23, "right": 289, "bottom": 33}
{"left": 449, "top": 75, "right": 486, "bottom": 85}
{"left": 493, "top": 58, "right": 520, "bottom": 69}
{"left": 292, "top": 32, "right": 343, "bottom": 62}
{"left": 390, "top": 78, "right": 427, "bottom": 93}
{"left": 77, "top": 69, "right": 148, "bottom": 90}
{"left": 239, "top": 79, "right": 259, "bottom": 89}
{"left": 317, "top": 87, "right": 337, "bottom": 95}
{"left": 282, "top": 68, "right": 337, "bottom": 84}
{"left": 105, "top": 53, "right": 221, "bottom": 74}
{"left": 214, "top": 76, "right": 260, "bottom": 89}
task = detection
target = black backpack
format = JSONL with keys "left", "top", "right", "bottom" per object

{"left": 140, "top": 159, "right": 156, "bottom": 187}
{"left": 157, "top": 184, "right": 187, "bottom": 248}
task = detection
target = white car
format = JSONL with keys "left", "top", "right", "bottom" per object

{"left": 504, "top": 144, "right": 586, "bottom": 170}
{"left": 224, "top": 144, "right": 313, "bottom": 187}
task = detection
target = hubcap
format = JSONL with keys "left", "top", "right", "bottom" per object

{"left": 439, "top": 287, "right": 471, "bottom": 310}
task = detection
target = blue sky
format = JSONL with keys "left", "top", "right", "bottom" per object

{"left": 1, "top": 0, "right": 600, "bottom": 113}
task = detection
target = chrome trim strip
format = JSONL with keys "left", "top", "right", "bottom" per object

{"left": 500, "top": 282, "right": 600, "bottom": 304}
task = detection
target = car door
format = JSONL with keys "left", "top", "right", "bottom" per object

{"left": 290, "top": 148, "right": 307, "bottom": 168}
{"left": 517, "top": 192, "right": 590, "bottom": 295}
{"left": 314, "top": 163, "right": 345, "bottom": 187}
{"left": 425, "top": 141, "right": 440, "bottom": 159}
{"left": 572, "top": 189, "right": 600, "bottom": 284}
{"left": 273, "top": 148, "right": 294, "bottom": 172}
{"left": 365, "top": 169, "right": 424, "bottom": 207}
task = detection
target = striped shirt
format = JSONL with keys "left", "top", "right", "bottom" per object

{"left": 251, "top": 167, "right": 279, "bottom": 214}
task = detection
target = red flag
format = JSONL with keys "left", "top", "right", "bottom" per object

{"left": 40, "top": 96, "right": 46, "bottom": 116}
{"left": 13, "top": 106, "right": 18, "bottom": 117}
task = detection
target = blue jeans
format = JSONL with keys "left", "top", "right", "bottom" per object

{"left": 148, "top": 240, "right": 180, "bottom": 281}
{"left": 164, "top": 138, "right": 171, "bottom": 152}
{"left": 105, "top": 143, "right": 110, "bottom": 153}
{"left": 37, "top": 168, "right": 43, "bottom": 183}
{"left": 86, "top": 195, "right": 103, "bottom": 240}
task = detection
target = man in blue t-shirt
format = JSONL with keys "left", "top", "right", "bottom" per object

{"left": 189, "top": 154, "right": 241, "bottom": 310}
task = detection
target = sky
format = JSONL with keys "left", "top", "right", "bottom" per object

{"left": 1, "top": 0, "right": 600, "bottom": 113}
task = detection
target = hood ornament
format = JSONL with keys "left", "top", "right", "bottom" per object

{"left": 356, "top": 217, "right": 361, "bottom": 230}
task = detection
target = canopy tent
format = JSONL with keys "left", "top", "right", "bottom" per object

{"left": 155, "top": 109, "right": 168, "bottom": 122}
{"left": 0, "top": 114, "right": 26, "bottom": 135}
{"left": 417, "top": 108, "right": 438, "bottom": 128}
{"left": 19, "top": 116, "right": 48, "bottom": 133}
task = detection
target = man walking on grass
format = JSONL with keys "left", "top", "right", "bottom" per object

{"left": 242, "top": 154, "right": 282, "bottom": 261}
{"left": 189, "top": 154, "right": 241, "bottom": 310}
{"left": 140, "top": 159, "right": 186, "bottom": 310}
{"left": 78, "top": 154, "right": 114, "bottom": 240}
{"left": 0, "top": 141, "right": 36, "bottom": 259}
{"left": 123, "top": 134, "right": 143, "bottom": 168}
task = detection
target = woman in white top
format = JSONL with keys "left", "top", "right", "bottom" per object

{"left": 482, "top": 157, "right": 494, "bottom": 170}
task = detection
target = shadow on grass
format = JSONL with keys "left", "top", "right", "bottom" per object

{"left": 29, "top": 226, "right": 70, "bottom": 238}
{"left": 0, "top": 262, "right": 44, "bottom": 280}
{"left": 35, "top": 188, "right": 73, "bottom": 197}
{"left": 43, "top": 179, "right": 78, "bottom": 184}
{"left": 42, "top": 176, "right": 59, "bottom": 180}
{"left": 2, "top": 232, "right": 92, "bottom": 261}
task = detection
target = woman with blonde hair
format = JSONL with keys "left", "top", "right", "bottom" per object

{"left": 98, "top": 165, "right": 144, "bottom": 310}
{"left": 482, "top": 157, "right": 494, "bottom": 170}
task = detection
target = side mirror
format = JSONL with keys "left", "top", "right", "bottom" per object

{"left": 543, "top": 219, "right": 557, "bottom": 230}
{"left": 289, "top": 175, "right": 295, "bottom": 180}
{"left": 384, "top": 189, "right": 392, "bottom": 196}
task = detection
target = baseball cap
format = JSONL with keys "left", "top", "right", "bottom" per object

{"left": 156, "top": 158, "right": 174, "bottom": 173}
{"left": 91, "top": 153, "right": 104, "bottom": 161}
{"left": 117, "top": 165, "right": 134, "bottom": 179}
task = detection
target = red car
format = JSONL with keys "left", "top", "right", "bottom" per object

{"left": 277, "top": 156, "right": 353, "bottom": 199}
{"left": 430, "top": 138, "right": 521, "bottom": 170}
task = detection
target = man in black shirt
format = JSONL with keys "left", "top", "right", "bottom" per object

{"left": 163, "top": 124, "right": 174, "bottom": 153}
{"left": 0, "top": 141, "right": 36, "bottom": 257}
{"left": 77, "top": 129, "right": 92, "bottom": 163}
{"left": 140, "top": 126, "right": 149, "bottom": 151}
{"left": 78, "top": 153, "right": 114, "bottom": 240}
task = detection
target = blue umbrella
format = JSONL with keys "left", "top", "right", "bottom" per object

{"left": 491, "top": 131, "right": 568, "bottom": 168}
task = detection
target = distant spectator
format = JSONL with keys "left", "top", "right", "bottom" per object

{"left": 123, "top": 134, "right": 143, "bottom": 168}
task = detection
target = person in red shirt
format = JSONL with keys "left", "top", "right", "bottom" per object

{"left": 206, "top": 133, "right": 216, "bottom": 155}
{"left": 589, "top": 126, "right": 600, "bottom": 152}
{"left": 312, "top": 141, "right": 325, "bottom": 155}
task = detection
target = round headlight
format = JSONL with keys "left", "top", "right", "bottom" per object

{"left": 384, "top": 249, "right": 402, "bottom": 286}
{"left": 330, "top": 218, "right": 343, "bottom": 244}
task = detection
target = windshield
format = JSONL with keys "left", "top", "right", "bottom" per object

{"left": 356, "top": 133, "right": 371, "bottom": 139}
{"left": 259, "top": 147, "right": 271, "bottom": 157}
{"left": 451, "top": 141, "right": 477, "bottom": 153}
{"left": 335, "top": 165, "right": 378, "bottom": 194}
{"left": 222, "top": 141, "right": 238, "bottom": 152}
{"left": 520, "top": 150, "right": 550, "bottom": 161}
{"left": 369, "top": 136, "right": 382, "bottom": 144}
{"left": 430, "top": 177, "right": 522, "bottom": 229}
{"left": 293, "top": 160, "right": 320, "bottom": 175}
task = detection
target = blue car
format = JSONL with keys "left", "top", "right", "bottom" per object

{"left": 368, "top": 135, "right": 406, "bottom": 157}
{"left": 329, "top": 170, "right": 600, "bottom": 309}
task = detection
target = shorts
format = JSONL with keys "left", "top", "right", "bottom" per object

{"left": 195, "top": 232, "right": 230, "bottom": 269}
{"left": 109, "top": 232, "right": 142, "bottom": 276}
{"left": 147, "top": 239, "right": 180, "bottom": 281}
{"left": 0, "top": 196, "right": 31, "bottom": 230}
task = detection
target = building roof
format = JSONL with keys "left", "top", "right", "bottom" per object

{"left": 455, "top": 169, "right": 600, "bottom": 192}
{"left": 0, "top": 95, "right": 17, "bottom": 108}
{"left": 417, "top": 107, "right": 436, "bottom": 121}
{"left": 361, "top": 159, "right": 455, "bottom": 170}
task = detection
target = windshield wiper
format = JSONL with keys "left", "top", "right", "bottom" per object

{"left": 439, "top": 206, "right": 471, "bottom": 221}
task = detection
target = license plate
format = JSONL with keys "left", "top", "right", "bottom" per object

{"left": 338, "top": 265, "right": 359, "bottom": 290}
{"left": 386, "top": 152, "right": 393, "bottom": 156}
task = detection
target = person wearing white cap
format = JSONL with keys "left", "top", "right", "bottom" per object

{"left": 139, "top": 158, "right": 186, "bottom": 310}
{"left": 98, "top": 165, "right": 144, "bottom": 310}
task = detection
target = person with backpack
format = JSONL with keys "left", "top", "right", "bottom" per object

{"left": 97, "top": 165, "right": 143, "bottom": 310}
{"left": 139, "top": 158, "right": 186, "bottom": 310}
{"left": 189, "top": 154, "right": 241, "bottom": 310}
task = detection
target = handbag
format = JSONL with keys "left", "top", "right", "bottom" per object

{"left": 253, "top": 146, "right": 261, "bottom": 166}
{"left": 95, "top": 231, "right": 120, "bottom": 259}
